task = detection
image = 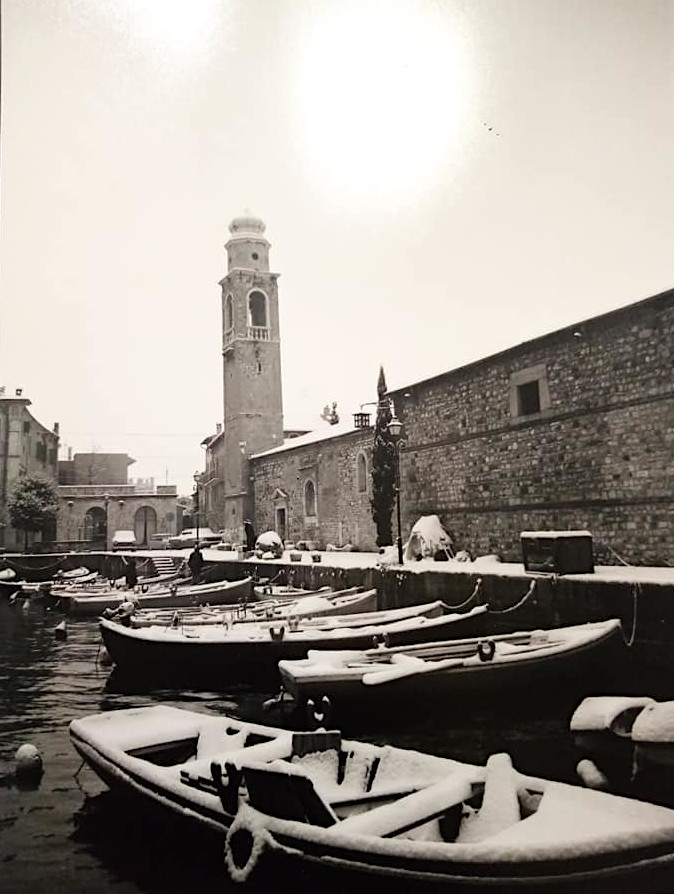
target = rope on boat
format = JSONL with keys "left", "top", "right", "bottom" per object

{"left": 440, "top": 578, "right": 482, "bottom": 612}
{"left": 621, "top": 582, "right": 640, "bottom": 648}
{"left": 489, "top": 579, "right": 536, "bottom": 614}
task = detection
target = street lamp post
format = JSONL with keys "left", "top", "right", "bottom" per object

{"left": 193, "top": 472, "right": 200, "bottom": 546}
{"left": 103, "top": 493, "right": 110, "bottom": 551}
{"left": 387, "top": 415, "right": 405, "bottom": 565}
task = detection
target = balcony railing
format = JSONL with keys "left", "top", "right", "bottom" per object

{"left": 247, "top": 326, "right": 270, "bottom": 341}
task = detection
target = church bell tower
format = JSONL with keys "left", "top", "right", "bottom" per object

{"left": 219, "top": 215, "right": 284, "bottom": 541}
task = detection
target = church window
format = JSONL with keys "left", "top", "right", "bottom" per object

{"left": 304, "top": 479, "right": 317, "bottom": 518}
{"left": 248, "top": 291, "right": 267, "bottom": 328}
{"left": 357, "top": 452, "right": 367, "bottom": 493}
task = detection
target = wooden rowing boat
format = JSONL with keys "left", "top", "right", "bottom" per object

{"left": 61, "top": 576, "right": 254, "bottom": 617}
{"left": 131, "top": 587, "right": 379, "bottom": 627}
{"left": 278, "top": 620, "right": 627, "bottom": 714}
{"left": 99, "top": 603, "right": 489, "bottom": 686}
{"left": 69, "top": 704, "right": 674, "bottom": 891}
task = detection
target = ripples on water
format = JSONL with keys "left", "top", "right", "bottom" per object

{"left": 0, "top": 597, "right": 599, "bottom": 893}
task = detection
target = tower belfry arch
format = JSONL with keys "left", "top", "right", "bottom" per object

{"left": 218, "top": 215, "right": 284, "bottom": 541}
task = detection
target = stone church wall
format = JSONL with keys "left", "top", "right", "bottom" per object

{"left": 251, "top": 428, "right": 377, "bottom": 550}
{"left": 390, "top": 289, "right": 673, "bottom": 564}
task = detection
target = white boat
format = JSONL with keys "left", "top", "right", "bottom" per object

{"left": 132, "top": 587, "right": 379, "bottom": 627}
{"left": 69, "top": 704, "right": 674, "bottom": 891}
{"left": 61, "top": 576, "right": 253, "bottom": 616}
{"left": 571, "top": 697, "right": 674, "bottom": 804}
{"left": 278, "top": 619, "right": 627, "bottom": 714}
{"left": 252, "top": 583, "right": 332, "bottom": 601}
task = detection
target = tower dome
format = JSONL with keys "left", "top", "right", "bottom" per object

{"left": 228, "top": 215, "right": 266, "bottom": 238}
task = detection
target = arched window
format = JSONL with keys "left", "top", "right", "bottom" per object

{"left": 357, "top": 452, "right": 367, "bottom": 493}
{"left": 225, "top": 294, "right": 234, "bottom": 332}
{"left": 304, "top": 479, "right": 316, "bottom": 518}
{"left": 248, "top": 291, "right": 267, "bottom": 328}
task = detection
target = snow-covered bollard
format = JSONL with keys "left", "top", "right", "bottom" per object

{"left": 15, "top": 744, "right": 43, "bottom": 780}
{"left": 576, "top": 759, "right": 609, "bottom": 790}
{"left": 54, "top": 620, "right": 67, "bottom": 640}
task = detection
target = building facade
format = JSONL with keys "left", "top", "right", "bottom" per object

{"left": 389, "top": 288, "right": 673, "bottom": 564}
{"left": 251, "top": 420, "right": 376, "bottom": 549}
{"left": 0, "top": 390, "right": 60, "bottom": 550}
{"left": 56, "top": 452, "right": 178, "bottom": 550}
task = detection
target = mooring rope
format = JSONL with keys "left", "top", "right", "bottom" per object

{"left": 621, "top": 582, "right": 640, "bottom": 648}
{"left": 440, "top": 578, "right": 482, "bottom": 612}
{"left": 489, "top": 579, "right": 537, "bottom": 614}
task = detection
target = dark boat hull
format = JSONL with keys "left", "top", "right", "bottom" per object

{"left": 100, "top": 609, "right": 488, "bottom": 686}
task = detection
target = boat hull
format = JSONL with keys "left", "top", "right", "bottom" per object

{"left": 100, "top": 606, "right": 488, "bottom": 686}
{"left": 279, "top": 621, "right": 628, "bottom": 714}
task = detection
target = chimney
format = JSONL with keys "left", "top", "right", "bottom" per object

{"left": 216, "top": 423, "right": 222, "bottom": 434}
{"left": 54, "top": 422, "right": 60, "bottom": 436}
{"left": 68, "top": 447, "right": 72, "bottom": 461}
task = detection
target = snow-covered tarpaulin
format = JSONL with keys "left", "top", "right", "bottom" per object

{"left": 255, "top": 530, "right": 283, "bottom": 558}
{"left": 404, "top": 515, "right": 453, "bottom": 561}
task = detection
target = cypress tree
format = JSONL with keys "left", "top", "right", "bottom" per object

{"left": 370, "top": 366, "right": 396, "bottom": 547}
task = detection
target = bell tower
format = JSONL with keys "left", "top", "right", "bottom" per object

{"left": 219, "top": 215, "right": 284, "bottom": 541}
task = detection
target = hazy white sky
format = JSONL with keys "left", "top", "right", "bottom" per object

{"left": 1, "top": 0, "right": 673, "bottom": 495}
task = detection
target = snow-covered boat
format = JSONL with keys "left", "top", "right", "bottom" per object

{"left": 61, "top": 576, "right": 254, "bottom": 617}
{"left": 99, "top": 603, "right": 489, "bottom": 685}
{"left": 252, "top": 583, "right": 332, "bottom": 601}
{"left": 278, "top": 619, "right": 627, "bottom": 714}
{"left": 132, "top": 587, "right": 379, "bottom": 627}
{"left": 69, "top": 704, "right": 674, "bottom": 891}
{"left": 571, "top": 697, "right": 674, "bottom": 804}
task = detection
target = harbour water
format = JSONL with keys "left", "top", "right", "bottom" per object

{"left": 0, "top": 596, "right": 634, "bottom": 893}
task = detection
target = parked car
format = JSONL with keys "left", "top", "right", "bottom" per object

{"left": 147, "top": 533, "right": 172, "bottom": 550}
{"left": 111, "top": 530, "right": 137, "bottom": 551}
{"left": 167, "top": 528, "right": 222, "bottom": 549}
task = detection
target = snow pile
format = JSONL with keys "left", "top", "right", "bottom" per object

{"left": 456, "top": 753, "right": 521, "bottom": 843}
{"left": 291, "top": 595, "right": 331, "bottom": 616}
{"left": 570, "top": 696, "right": 654, "bottom": 733}
{"left": 255, "top": 531, "right": 283, "bottom": 557}
{"left": 292, "top": 749, "right": 340, "bottom": 797}
{"left": 377, "top": 546, "right": 399, "bottom": 566}
{"left": 632, "top": 701, "right": 674, "bottom": 744}
{"left": 404, "top": 516, "right": 453, "bottom": 561}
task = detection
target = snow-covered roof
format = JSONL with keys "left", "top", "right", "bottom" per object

{"left": 251, "top": 420, "right": 366, "bottom": 458}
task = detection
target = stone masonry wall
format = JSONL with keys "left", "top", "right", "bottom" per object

{"left": 251, "top": 428, "right": 377, "bottom": 550}
{"left": 391, "top": 290, "right": 674, "bottom": 564}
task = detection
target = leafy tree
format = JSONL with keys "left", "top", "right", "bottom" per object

{"left": 8, "top": 474, "right": 58, "bottom": 550}
{"left": 370, "top": 366, "right": 396, "bottom": 547}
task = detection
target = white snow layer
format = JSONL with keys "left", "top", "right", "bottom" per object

{"left": 570, "top": 696, "right": 655, "bottom": 733}
{"left": 632, "top": 702, "right": 674, "bottom": 744}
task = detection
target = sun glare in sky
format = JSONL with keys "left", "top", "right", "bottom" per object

{"left": 122, "top": 0, "right": 220, "bottom": 55}
{"left": 294, "top": 0, "right": 473, "bottom": 208}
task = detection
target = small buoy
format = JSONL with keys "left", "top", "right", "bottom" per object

{"left": 15, "top": 743, "right": 43, "bottom": 779}
{"left": 99, "top": 647, "right": 113, "bottom": 667}
{"left": 54, "top": 620, "right": 68, "bottom": 640}
{"left": 576, "top": 759, "right": 609, "bottom": 790}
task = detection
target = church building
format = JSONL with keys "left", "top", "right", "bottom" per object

{"left": 201, "top": 217, "right": 673, "bottom": 564}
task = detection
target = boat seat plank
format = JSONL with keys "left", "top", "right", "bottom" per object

{"left": 329, "top": 774, "right": 474, "bottom": 839}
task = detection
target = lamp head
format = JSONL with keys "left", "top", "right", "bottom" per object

{"left": 388, "top": 415, "right": 403, "bottom": 439}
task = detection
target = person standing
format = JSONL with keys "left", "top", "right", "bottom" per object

{"left": 188, "top": 545, "right": 204, "bottom": 584}
{"left": 244, "top": 519, "right": 256, "bottom": 552}
{"left": 124, "top": 556, "right": 138, "bottom": 589}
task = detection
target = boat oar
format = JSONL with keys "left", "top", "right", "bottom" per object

{"left": 362, "top": 656, "right": 466, "bottom": 686}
